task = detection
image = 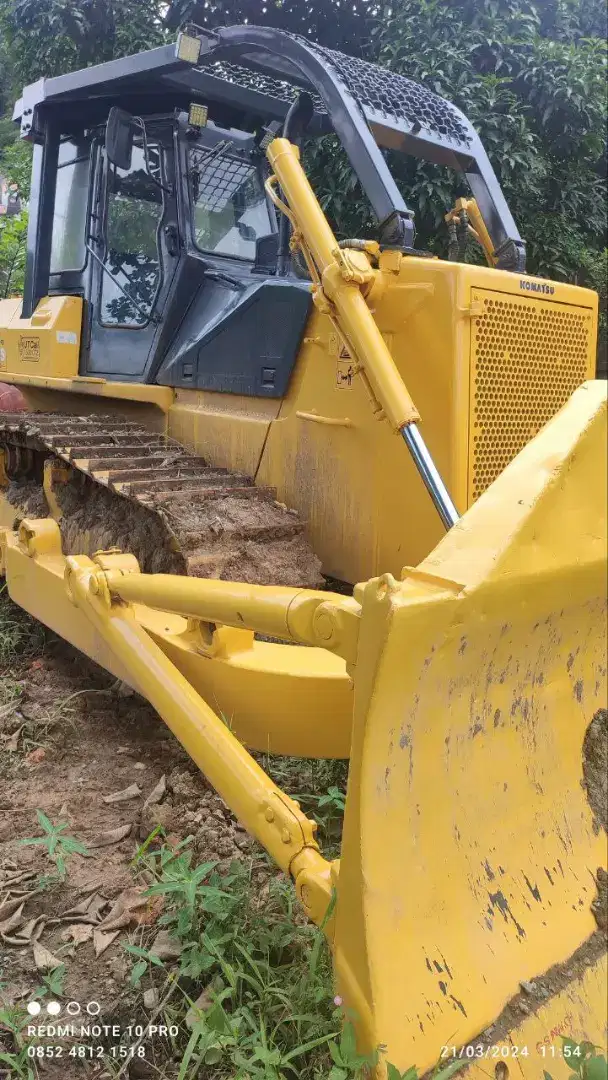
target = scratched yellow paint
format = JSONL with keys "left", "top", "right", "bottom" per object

{"left": 436, "top": 952, "right": 608, "bottom": 1080}
{"left": 334, "top": 382, "right": 607, "bottom": 1074}
{"left": 465, "top": 952, "right": 608, "bottom": 1080}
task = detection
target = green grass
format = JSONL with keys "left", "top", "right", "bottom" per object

{"left": 260, "top": 755, "right": 349, "bottom": 858}
{"left": 0, "top": 584, "right": 48, "bottom": 667}
{"left": 123, "top": 835, "right": 380, "bottom": 1079}
{"left": 120, "top": 834, "right": 477, "bottom": 1079}
{"left": 18, "top": 807, "right": 90, "bottom": 880}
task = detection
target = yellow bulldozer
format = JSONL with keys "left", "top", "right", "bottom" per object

{"left": 0, "top": 24, "right": 606, "bottom": 1077}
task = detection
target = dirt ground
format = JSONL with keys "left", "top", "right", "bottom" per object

{"left": 0, "top": 633, "right": 258, "bottom": 1078}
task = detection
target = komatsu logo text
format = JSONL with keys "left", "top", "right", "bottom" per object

{"left": 519, "top": 279, "right": 555, "bottom": 295}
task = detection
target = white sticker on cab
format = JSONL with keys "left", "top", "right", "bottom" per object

{"left": 56, "top": 330, "right": 78, "bottom": 345}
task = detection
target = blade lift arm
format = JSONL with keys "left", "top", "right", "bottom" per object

{"left": 56, "top": 542, "right": 362, "bottom": 931}
{"left": 265, "top": 138, "right": 459, "bottom": 530}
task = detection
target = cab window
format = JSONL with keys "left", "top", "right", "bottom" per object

{"left": 189, "top": 147, "right": 271, "bottom": 260}
{"left": 50, "top": 139, "right": 91, "bottom": 273}
{"left": 100, "top": 143, "right": 163, "bottom": 326}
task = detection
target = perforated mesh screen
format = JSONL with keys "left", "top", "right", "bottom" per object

{"left": 469, "top": 291, "right": 593, "bottom": 502}
{"left": 191, "top": 150, "right": 253, "bottom": 212}
{"left": 201, "top": 33, "right": 470, "bottom": 144}
{"left": 307, "top": 39, "right": 470, "bottom": 144}
{"left": 206, "top": 59, "right": 304, "bottom": 108}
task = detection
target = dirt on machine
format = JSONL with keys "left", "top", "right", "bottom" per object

{"left": 0, "top": 21, "right": 606, "bottom": 1079}
{"left": 0, "top": 412, "right": 322, "bottom": 585}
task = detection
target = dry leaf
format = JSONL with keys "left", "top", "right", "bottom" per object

{"left": 0, "top": 869, "right": 36, "bottom": 889}
{"left": 3, "top": 725, "right": 24, "bottom": 752}
{"left": 135, "top": 895, "right": 164, "bottom": 927}
{"left": 89, "top": 824, "right": 132, "bottom": 849}
{"left": 0, "top": 700, "right": 19, "bottom": 721}
{"left": 102, "top": 784, "right": 141, "bottom": 805}
{"left": 87, "top": 893, "right": 109, "bottom": 921}
{"left": 33, "top": 942, "right": 61, "bottom": 972}
{"left": 0, "top": 901, "right": 24, "bottom": 935}
{"left": 62, "top": 923, "right": 93, "bottom": 946}
{"left": 15, "top": 916, "right": 46, "bottom": 943}
{"left": 185, "top": 985, "right": 214, "bottom": 1028}
{"left": 98, "top": 887, "right": 148, "bottom": 931}
{"left": 61, "top": 889, "right": 101, "bottom": 919}
{"left": 0, "top": 893, "right": 35, "bottom": 922}
{"left": 149, "top": 929, "right": 182, "bottom": 961}
{"left": 93, "top": 928, "right": 119, "bottom": 957}
{"left": 143, "top": 775, "right": 166, "bottom": 809}
{"left": 57, "top": 893, "right": 108, "bottom": 927}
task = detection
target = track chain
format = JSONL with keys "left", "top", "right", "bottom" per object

{"left": 0, "top": 413, "right": 322, "bottom": 587}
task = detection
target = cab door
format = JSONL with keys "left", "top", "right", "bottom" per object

{"left": 85, "top": 119, "right": 179, "bottom": 379}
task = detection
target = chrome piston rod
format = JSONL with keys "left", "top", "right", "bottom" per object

{"left": 401, "top": 423, "right": 460, "bottom": 530}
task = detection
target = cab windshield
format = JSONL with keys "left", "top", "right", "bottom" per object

{"left": 188, "top": 143, "right": 272, "bottom": 260}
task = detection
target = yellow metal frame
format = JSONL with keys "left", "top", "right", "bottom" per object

{"left": 1, "top": 381, "right": 606, "bottom": 1076}
{"left": 0, "top": 145, "right": 598, "bottom": 582}
{"left": 0, "top": 523, "right": 352, "bottom": 759}
{"left": 0, "top": 296, "right": 82, "bottom": 379}
{"left": 335, "top": 381, "right": 607, "bottom": 1072}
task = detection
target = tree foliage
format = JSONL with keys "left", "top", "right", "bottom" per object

{"left": 0, "top": 119, "right": 31, "bottom": 198}
{"left": 165, "top": 0, "right": 377, "bottom": 54}
{"left": 307, "top": 2, "right": 606, "bottom": 270}
{"left": 0, "top": 0, "right": 604, "bottom": 364}
{"left": 0, "top": 211, "right": 27, "bottom": 297}
{"left": 0, "top": 0, "right": 166, "bottom": 86}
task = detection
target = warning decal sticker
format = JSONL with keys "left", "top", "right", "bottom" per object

{"left": 336, "top": 360, "right": 355, "bottom": 389}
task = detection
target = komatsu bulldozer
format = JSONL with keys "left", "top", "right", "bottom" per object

{"left": 0, "top": 24, "right": 606, "bottom": 1078}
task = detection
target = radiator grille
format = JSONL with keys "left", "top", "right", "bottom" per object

{"left": 469, "top": 291, "right": 593, "bottom": 502}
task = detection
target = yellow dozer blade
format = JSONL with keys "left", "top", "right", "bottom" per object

{"left": 335, "top": 379, "right": 607, "bottom": 1073}
{"left": 1, "top": 381, "right": 605, "bottom": 1075}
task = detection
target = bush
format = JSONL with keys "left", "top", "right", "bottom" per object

{"left": 0, "top": 210, "right": 27, "bottom": 297}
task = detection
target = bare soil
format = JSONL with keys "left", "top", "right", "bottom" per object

{"left": 0, "top": 637, "right": 257, "bottom": 1079}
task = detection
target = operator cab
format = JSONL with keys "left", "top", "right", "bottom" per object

{"left": 15, "top": 24, "right": 526, "bottom": 391}
{"left": 46, "top": 101, "right": 309, "bottom": 387}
